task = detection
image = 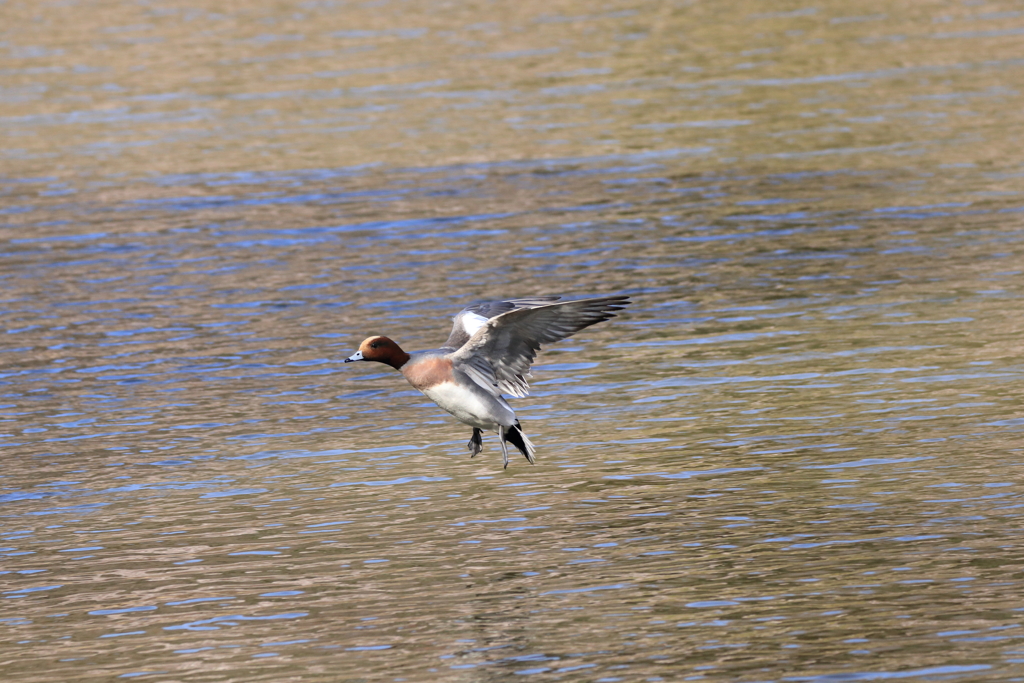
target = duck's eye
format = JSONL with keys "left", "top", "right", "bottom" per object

{"left": 370, "top": 342, "right": 379, "bottom": 349}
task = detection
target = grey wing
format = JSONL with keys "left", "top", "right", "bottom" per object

{"left": 441, "top": 296, "right": 562, "bottom": 350}
{"left": 451, "top": 295, "right": 630, "bottom": 398}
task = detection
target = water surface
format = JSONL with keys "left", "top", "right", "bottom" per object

{"left": 3, "top": 1, "right": 1024, "bottom": 681}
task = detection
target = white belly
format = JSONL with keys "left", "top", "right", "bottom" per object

{"left": 420, "top": 381, "right": 514, "bottom": 430}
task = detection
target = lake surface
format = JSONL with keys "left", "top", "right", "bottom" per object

{"left": 3, "top": 0, "right": 1024, "bottom": 681}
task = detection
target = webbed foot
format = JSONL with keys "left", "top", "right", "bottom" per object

{"left": 467, "top": 428, "right": 483, "bottom": 458}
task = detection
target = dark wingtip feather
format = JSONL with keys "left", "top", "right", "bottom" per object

{"left": 572, "top": 294, "right": 631, "bottom": 322}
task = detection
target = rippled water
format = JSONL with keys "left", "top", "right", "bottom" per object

{"left": 4, "top": 0, "right": 1024, "bottom": 681}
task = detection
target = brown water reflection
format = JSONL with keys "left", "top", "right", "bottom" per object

{"left": 4, "top": 0, "right": 1024, "bottom": 682}
{"left": 4, "top": 0, "right": 1024, "bottom": 177}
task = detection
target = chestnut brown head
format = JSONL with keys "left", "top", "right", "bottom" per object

{"left": 345, "top": 336, "right": 410, "bottom": 369}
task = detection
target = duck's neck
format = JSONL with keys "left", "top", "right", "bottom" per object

{"left": 383, "top": 349, "right": 410, "bottom": 370}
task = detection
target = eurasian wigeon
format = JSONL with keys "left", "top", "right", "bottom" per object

{"left": 345, "top": 295, "right": 630, "bottom": 468}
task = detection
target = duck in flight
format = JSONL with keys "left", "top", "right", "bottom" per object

{"left": 344, "top": 295, "right": 630, "bottom": 468}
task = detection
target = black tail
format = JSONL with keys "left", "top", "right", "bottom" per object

{"left": 504, "top": 420, "right": 536, "bottom": 464}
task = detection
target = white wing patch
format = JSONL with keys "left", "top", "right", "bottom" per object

{"left": 460, "top": 312, "right": 489, "bottom": 336}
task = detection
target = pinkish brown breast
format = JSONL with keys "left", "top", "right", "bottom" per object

{"left": 401, "top": 356, "right": 455, "bottom": 390}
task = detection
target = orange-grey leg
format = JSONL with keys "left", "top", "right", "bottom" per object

{"left": 498, "top": 426, "right": 510, "bottom": 469}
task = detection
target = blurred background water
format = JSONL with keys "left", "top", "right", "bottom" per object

{"left": 3, "top": 0, "right": 1024, "bottom": 681}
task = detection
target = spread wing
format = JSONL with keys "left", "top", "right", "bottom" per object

{"left": 441, "top": 296, "right": 562, "bottom": 351}
{"left": 451, "top": 295, "right": 630, "bottom": 398}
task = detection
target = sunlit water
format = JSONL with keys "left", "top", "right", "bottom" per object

{"left": 4, "top": 1, "right": 1024, "bottom": 681}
